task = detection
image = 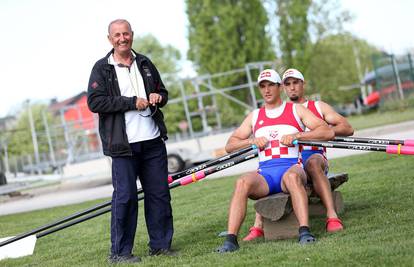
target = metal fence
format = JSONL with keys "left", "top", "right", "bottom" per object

{"left": 369, "top": 53, "right": 414, "bottom": 104}
{"left": 0, "top": 61, "right": 280, "bottom": 176}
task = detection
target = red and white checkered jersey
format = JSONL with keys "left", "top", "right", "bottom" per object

{"left": 252, "top": 102, "right": 305, "bottom": 162}
{"left": 301, "top": 100, "right": 327, "bottom": 155}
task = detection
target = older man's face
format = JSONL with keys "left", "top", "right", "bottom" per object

{"left": 108, "top": 21, "right": 133, "bottom": 55}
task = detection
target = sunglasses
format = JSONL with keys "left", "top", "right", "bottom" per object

{"left": 138, "top": 105, "right": 158, "bottom": 117}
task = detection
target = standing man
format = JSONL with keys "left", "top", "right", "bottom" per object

{"left": 216, "top": 69, "right": 334, "bottom": 253}
{"left": 243, "top": 68, "right": 354, "bottom": 241}
{"left": 87, "top": 19, "right": 174, "bottom": 263}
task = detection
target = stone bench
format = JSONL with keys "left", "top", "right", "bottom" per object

{"left": 254, "top": 173, "right": 348, "bottom": 240}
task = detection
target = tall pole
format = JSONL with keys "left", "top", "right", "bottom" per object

{"left": 408, "top": 53, "right": 414, "bottom": 83}
{"left": 245, "top": 64, "right": 257, "bottom": 108}
{"left": 193, "top": 79, "right": 209, "bottom": 133}
{"left": 390, "top": 54, "right": 404, "bottom": 100}
{"left": 179, "top": 81, "right": 194, "bottom": 138}
{"left": 60, "top": 108, "right": 73, "bottom": 164}
{"left": 208, "top": 77, "right": 222, "bottom": 130}
{"left": 27, "top": 100, "right": 42, "bottom": 174}
{"left": 1, "top": 138, "right": 10, "bottom": 174}
{"left": 42, "top": 110, "right": 57, "bottom": 168}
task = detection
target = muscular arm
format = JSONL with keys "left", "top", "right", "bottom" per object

{"left": 225, "top": 112, "right": 267, "bottom": 153}
{"left": 294, "top": 104, "right": 335, "bottom": 141}
{"left": 319, "top": 101, "right": 354, "bottom": 136}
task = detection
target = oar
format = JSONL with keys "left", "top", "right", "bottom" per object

{"left": 167, "top": 145, "right": 256, "bottom": 182}
{"left": 334, "top": 136, "right": 414, "bottom": 146}
{"left": 0, "top": 145, "right": 256, "bottom": 252}
{"left": 38, "top": 150, "right": 258, "bottom": 239}
{"left": 293, "top": 140, "right": 414, "bottom": 155}
{"left": 0, "top": 147, "right": 257, "bottom": 259}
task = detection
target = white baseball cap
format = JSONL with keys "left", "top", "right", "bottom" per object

{"left": 257, "top": 69, "right": 282, "bottom": 84}
{"left": 282, "top": 68, "right": 305, "bottom": 83}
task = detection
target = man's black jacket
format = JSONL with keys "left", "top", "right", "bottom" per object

{"left": 87, "top": 49, "right": 168, "bottom": 157}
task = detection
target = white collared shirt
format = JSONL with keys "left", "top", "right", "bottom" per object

{"left": 108, "top": 53, "right": 160, "bottom": 143}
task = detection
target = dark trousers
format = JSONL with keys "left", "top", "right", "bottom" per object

{"left": 110, "top": 137, "right": 173, "bottom": 256}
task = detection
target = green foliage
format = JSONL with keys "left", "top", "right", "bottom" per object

{"left": 187, "top": 0, "right": 275, "bottom": 74}
{"left": 277, "top": 0, "right": 312, "bottom": 72}
{"left": 133, "top": 34, "right": 181, "bottom": 74}
{"left": 186, "top": 0, "right": 276, "bottom": 126}
{"left": 306, "top": 33, "right": 380, "bottom": 104}
{"left": 275, "top": 0, "right": 370, "bottom": 105}
{"left": 1, "top": 152, "right": 414, "bottom": 266}
{"left": 308, "top": 0, "right": 353, "bottom": 41}
{"left": 6, "top": 104, "right": 57, "bottom": 157}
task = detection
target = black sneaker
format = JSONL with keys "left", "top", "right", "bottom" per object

{"left": 108, "top": 254, "right": 141, "bottom": 264}
{"left": 216, "top": 240, "right": 239, "bottom": 253}
{"left": 149, "top": 248, "right": 178, "bottom": 256}
{"left": 298, "top": 231, "right": 316, "bottom": 245}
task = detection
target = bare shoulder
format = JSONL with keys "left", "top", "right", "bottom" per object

{"left": 294, "top": 103, "right": 309, "bottom": 116}
{"left": 318, "top": 100, "right": 338, "bottom": 116}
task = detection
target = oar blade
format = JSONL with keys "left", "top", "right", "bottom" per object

{"left": 0, "top": 235, "right": 37, "bottom": 260}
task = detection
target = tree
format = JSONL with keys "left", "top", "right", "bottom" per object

{"left": 186, "top": 0, "right": 276, "bottom": 126}
{"left": 7, "top": 103, "right": 55, "bottom": 157}
{"left": 306, "top": 33, "right": 380, "bottom": 104}
{"left": 276, "top": 0, "right": 312, "bottom": 72}
{"left": 275, "top": 0, "right": 352, "bottom": 74}
{"left": 133, "top": 34, "right": 181, "bottom": 74}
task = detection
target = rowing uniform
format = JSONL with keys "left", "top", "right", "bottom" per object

{"left": 252, "top": 101, "right": 305, "bottom": 194}
{"left": 301, "top": 100, "right": 328, "bottom": 172}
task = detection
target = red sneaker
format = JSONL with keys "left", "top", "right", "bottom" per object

{"left": 326, "top": 218, "right": 344, "bottom": 232}
{"left": 242, "top": 226, "right": 264, "bottom": 241}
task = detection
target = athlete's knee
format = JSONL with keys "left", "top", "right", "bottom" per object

{"left": 283, "top": 172, "right": 304, "bottom": 190}
{"left": 234, "top": 176, "right": 254, "bottom": 195}
{"left": 305, "top": 157, "right": 324, "bottom": 174}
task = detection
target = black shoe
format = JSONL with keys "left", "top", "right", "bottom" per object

{"left": 216, "top": 240, "right": 239, "bottom": 253}
{"left": 108, "top": 254, "right": 141, "bottom": 264}
{"left": 149, "top": 248, "right": 178, "bottom": 257}
{"left": 298, "top": 231, "right": 316, "bottom": 245}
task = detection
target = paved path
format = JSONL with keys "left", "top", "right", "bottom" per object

{"left": 1, "top": 120, "right": 413, "bottom": 216}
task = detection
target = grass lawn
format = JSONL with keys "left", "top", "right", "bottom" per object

{"left": 1, "top": 152, "right": 414, "bottom": 266}
{"left": 347, "top": 105, "right": 414, "bottom": 130}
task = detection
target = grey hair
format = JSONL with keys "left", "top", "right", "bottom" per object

{"left": 108, "top": 19, "right": 132, "bottom": 34}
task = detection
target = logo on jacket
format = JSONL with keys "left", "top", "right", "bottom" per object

{"left": 91, "top": 81, "right": 99, "bottom": 89}
{"left": 143, "top": 66, "right": 152, "bottom": 77}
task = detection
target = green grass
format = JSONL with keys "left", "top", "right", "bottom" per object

{"left": 1, "top": 152, "right": 414, "bottom": 266}
{"left": 347, "top": 106, "right": 414, "bottom": 130}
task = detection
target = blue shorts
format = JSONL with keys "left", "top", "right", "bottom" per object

{"left": 301, "top": 150, "right": 329, "bottom": 175}
{"left": 258, "top": 158, "right": 300, "bottom": 195}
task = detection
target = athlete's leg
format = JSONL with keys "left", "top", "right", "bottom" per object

{"left": 228, "top": 172, "right": 269, "bottom": 235}
{"left": 217, "top": 172, "right": 269, "bottom": 253}
{"left": 252, "top": 213, "right": 263, "bottom": 229}
{"left": 305, "top": 154, "right": 337, "bottom": 219}
{"left": 281, "top": 164, "right": 308, "bottom": 227}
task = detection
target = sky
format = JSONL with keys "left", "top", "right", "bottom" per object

{"left": 0, "top": 0, "right": 413, "bottom": 118}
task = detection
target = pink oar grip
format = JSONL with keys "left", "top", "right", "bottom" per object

{"left": 404, "top": 139, "right": 414, "bottom": 147}
{"left": 168, "top": 176, "right": 173, "bottom": 183}
{"left": 180, "top": 171, "right": 206, "bottom": 185}
{"left": 386, "top": 145, "right": 414, "bottom": 155}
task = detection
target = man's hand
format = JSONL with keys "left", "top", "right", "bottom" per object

{"left": 136, "top": 98, "right": 149, "bottom": 111}
{"left": 149, "top": 93, "right": 162, "bottom": 106}
{"left": 280, "top": 134, "right": 297, "bottom": 146}
{"left": 249, "top": 136, "right": 268, "bottom": 149}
